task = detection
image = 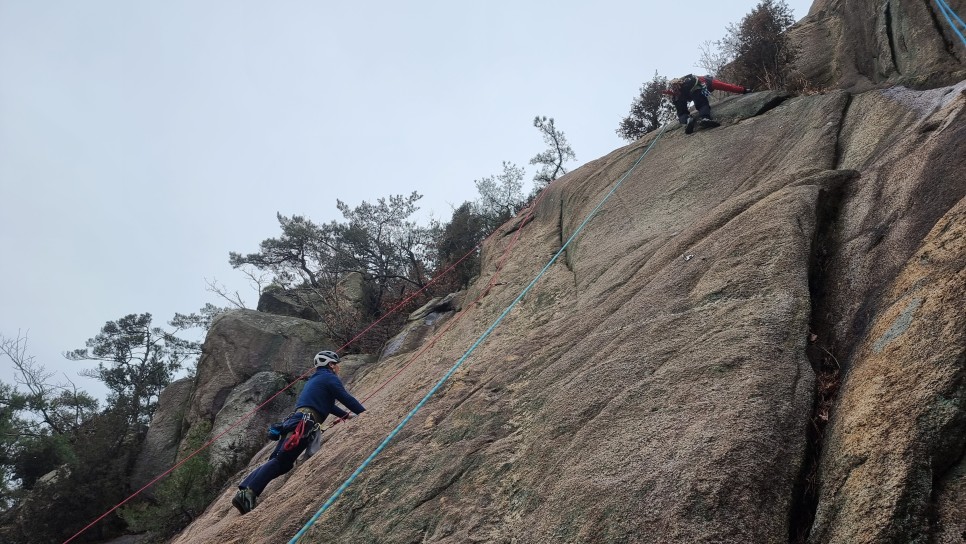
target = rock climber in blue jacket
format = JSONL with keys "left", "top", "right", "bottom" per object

{"left": 233, "top": 350, "right": 365, "bottom": 515}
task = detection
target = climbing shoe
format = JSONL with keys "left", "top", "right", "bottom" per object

{"left": 699, "top": 118, "right": 720, "bottom": 129}
{"left": 232, "top": 487, "right": 256, "bottom": 515}
{"left": 685, "top": 117, "right": 697, "bottom": 134}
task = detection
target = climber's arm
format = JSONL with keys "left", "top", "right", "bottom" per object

{"left": 710, "top": 79, "right": 750, "bottom": 94}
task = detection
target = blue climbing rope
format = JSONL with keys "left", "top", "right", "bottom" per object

{"left": 935, "top": 0, "right": 966, "bottom": 49}
{"left": 288, "top": 125, "right": 669, "bottom": 543}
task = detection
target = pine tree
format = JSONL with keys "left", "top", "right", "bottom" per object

{"left": 616, "top": 72, "right": 675, "bottom": 142}
{"left": 720, "top": 0, "right": 797, "bottom": 89}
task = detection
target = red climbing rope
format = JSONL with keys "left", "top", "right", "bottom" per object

{"left": 344, "top": 184, "right": 552, "bottom": 410}
{"left": 62, "top": 177, "right": 562, "bottom": 544}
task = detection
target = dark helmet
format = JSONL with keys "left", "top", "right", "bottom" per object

{"left": 314, "top": 350, "right": 340, "bottom": 368}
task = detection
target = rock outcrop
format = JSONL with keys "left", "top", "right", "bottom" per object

{"left": 809, "top": 198, "right": 966, "bottom": 542}
{"left": 256, "top": 289, "right": 322, "bottom": 321}
{"left": 187, "top": 309, "right": 331, "bottom": 424}
{"left": 130, "top": 377, "right": 194, "bottom": 491}
{"left": 164, "top": 76, "right": 965, "bottom": 543}
{"left": 129, "top": 309, "right": 337, "bottom": 500}
{"left": 790, "top": 0, "right": 966, "bottom": 90}
{"left": 184, "top": 310, "right": 336, "bottom": 476}
{"left": 207, "top": 371, "right": 295, "bottom": 476}
{"left": 140, "top": 2, "right": 966, "bottom": 542}
{"left": 381, "top": 292, "right": 464, "bottom": 359}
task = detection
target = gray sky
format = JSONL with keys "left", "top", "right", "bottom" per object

{"left": 0, "top": 0, "right": 814, "bottom": 399}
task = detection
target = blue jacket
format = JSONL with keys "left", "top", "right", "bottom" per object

{"left": 296, "top": 367, "right": 365, "bottom": 421}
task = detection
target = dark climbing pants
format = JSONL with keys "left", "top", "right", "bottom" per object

{"left": 676, "top": 91, "right": 713, "bottom": 124}
{"left": 691, "top": 91, "right": 712, "bottom": 119}
{"left": 239, "top": 436, "right": 308, "bottom": 495}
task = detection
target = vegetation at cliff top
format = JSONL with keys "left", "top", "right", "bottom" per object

{"left": 227, "top": 116, "right": 575, "bottom": 353}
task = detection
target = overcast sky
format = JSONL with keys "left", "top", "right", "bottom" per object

{"left": 0, "top": 0, "right": 814, "bottom": 399}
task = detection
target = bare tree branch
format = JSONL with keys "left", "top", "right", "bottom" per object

{"left": 1, "top": 332, "right": 63, "bottom": 434}
{"left": 204, "top": 277, "right": 248, "bottom": 309}
{"left": 1, "top": 331, "right": 97, "bottom": 435}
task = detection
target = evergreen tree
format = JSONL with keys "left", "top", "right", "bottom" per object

{"left": 0, "top": 333, "right": 97, "bottom": 509}
{"left": 2, "top": 408, "right": 134, "bottom": 544}
{"left": 169, "top": 303, "right": 230, "bottom": 334}
{"left": 65, "top": 313, "right": 197, "bottom": 431}
{"left": 473, "top": 161, "right": 526, "bottom": 233}
{"left": 616, "top": 71, "right": 675, "bottom": 142}
{"left": 434, "top": 202, "right": 488, "bottom": 290}
{"left": 229, "top": 193, "right": 434, "bottom": 351}
{"left": 720, "top": 0, "right": 797, "bottom": 89}
{"left": 333, "top": 191, "right": 431, "bottom": 297}
{"left": 530, "top": 116, "right": 576, "bottom": 189}
{"left": 0, "top": 382, "right": 28, "bottom": 509}
{"left": 119, "top": 422, "right": 217, "bottom": 540}
{"left": 229, "top": 213, "right": 336, "bottom": 289}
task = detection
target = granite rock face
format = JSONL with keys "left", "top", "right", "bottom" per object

{"left": 134, "top": 310, "right": 336, "bottom": 497}
{"left": 207, "top": 371, "right": 295, "bottom": 478}
{"left": 256, "top": 289, "right": 322, "bottom": 321}
{"left": 790, "top": 0, "right": 966, "bottom": 91}
{"left": 129, "top": 378, "right": 194, "bottom": 492}
{"left": 155, "top": 4, "right": 966, "bottom": 539}
{"left": 166, "top": 80, "right": 965, "bottom": 544}
{"left": 809, "top": 198, "right": 966, "bottom": 543}
{"left": 187, "top": 309, "right": 331, "bottom": 424}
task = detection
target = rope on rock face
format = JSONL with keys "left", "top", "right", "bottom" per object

{"left": 935, "top": 0, "right": 966, "bottom": 48}
{"left": 352, "top": 178, "right": 556, "bottom": 407}
{"left": 314, "top": 157, "right": 570, "bottom": 441}
{"left": 61, "top": 139, "right": 561, "bottom": 544}
{"left": 289, "top": 126, "right": 668, "bottom": 543}
{"left": 60, "top": 239, "right": 487, "bottom": 544}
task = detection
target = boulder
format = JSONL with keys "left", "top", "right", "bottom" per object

{"left": 335, "top": 353, "right": 378, "bottom": 388}
{"left": 208, "top": 371, "right": 295, "bottom": 478}
{"left": 130, "top": 377, "right": 194, "bottom": 491}
{"left": 256, "top": 289, "right": 322, "bottom": 321}
{"left": 381, "top": 292, "right": 464, "bottom": 359}
{"left": 187, "top": 309, "right": 333, "bottom": 424}
{"left": 338, "top": 271, "right": 366, "bottom": 307}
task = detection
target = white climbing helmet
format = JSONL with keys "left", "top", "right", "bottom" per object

{"left": 314, "top": 350, "right": 341, "bottom": 367}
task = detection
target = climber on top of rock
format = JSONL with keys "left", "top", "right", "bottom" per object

{"left": 663, "top": 74, "right": 752, "bottom": 134}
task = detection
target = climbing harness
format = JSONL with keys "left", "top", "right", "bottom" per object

{"left": 935, "top": 0, "right": 966, "bottom": 49}
{"left": 289, "top": 126, "right": 669, "bottom": 543}
{"left": 283, "top": 414, "right": 311, "bottom": 452}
